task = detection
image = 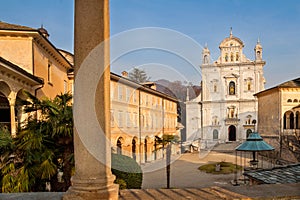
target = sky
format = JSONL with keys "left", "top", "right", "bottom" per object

{"left": 1, "top": 0, "right": 300, "bottom": 88}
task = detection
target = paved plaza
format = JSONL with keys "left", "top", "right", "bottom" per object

{"left": 0, "top": 144, "right": 299, "bottom": 199}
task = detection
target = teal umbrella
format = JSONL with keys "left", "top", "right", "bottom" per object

{"left": 236, "top": 132, "right": 274, "bottom": 165}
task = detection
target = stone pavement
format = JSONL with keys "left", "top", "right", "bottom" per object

{"left": 0, "top": 144, "right": 299, "bottom": 200}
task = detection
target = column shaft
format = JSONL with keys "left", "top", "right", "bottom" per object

{"left": 63, "top": 0, "right": 118, "bottom": 199}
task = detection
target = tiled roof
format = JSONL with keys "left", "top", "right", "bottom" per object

{"left": 254, "top": 77, "right": 300, "bottom": 96}
{"left": 278, "top": 78, "right": 300, "bottom": 88}
{"left": 244, "top": 163, "right": 300, "bottom": 184}
{"left": 0, "top": 21, "right": 36, "bottom": 31}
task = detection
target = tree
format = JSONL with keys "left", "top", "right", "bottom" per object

{"left": 128, "top": 67, "right": 150, "bottom": 83}
{"left": 0, "top": 92, "right": 74, "bottom": 192}
{"left": 155, "top": 134, "right": 179, "bottom": 189}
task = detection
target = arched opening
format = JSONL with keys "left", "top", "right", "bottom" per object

{"left": 229, "top": 81, "right": 235, "bottom": 95}
{"left": 0, "top": 82, "right": 12, "bottom": 132}
{"left": 132, "top": 137, "right": 137, "bottom": 161}
{"left": 213, "top": 129, "right": 218, "bottom": 140}
{"left": 0, "top": 92, "right": 10, "bottom": 131}
{"left": 144, "top": 138, "right": 148, "bottom": 162}
{"left": 296, "top": 111, "right": 299, "bottom": 129}
{"left": 290, "top": 112, "right": 294, "bottom": 129}
{"left": 154, "top": 137, "right": 158, "bottom": 160}
{"left": 246, "top": 129, "right": 252, "bottom": 138}
{"left": 203, "top": 55, "right": 208, "bottom": 64}
{"left": 117, "top": 137, "right": 123, "bottom": 155}
{"left": 228, "top": 125, "right": 236, "bottom": 141}
{"left": 283, "top": 112, "right": 287, "bottom": 129}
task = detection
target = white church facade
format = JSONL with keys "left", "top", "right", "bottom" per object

{"left": 186, "top": 31, "right": 266, "bottom": 149}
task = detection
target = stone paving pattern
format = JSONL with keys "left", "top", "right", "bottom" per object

{"left": 0, "top": 143, "right": 299, "bottom": 199}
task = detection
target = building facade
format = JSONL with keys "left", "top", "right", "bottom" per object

{"left": 0, "top": 22, "right": 73, "bottom": 136}
{"left": 255, "top": 78, "right": 300, "bottom": 162}
{"left": 110, "top": 73, "right": 180, "bottom": 164}
{"left": 186, "top": 31, "right": 266, "bottom": 148}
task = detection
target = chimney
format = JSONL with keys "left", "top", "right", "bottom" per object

{"left": 121, "top": 71, "right": 128, "bottom": 77}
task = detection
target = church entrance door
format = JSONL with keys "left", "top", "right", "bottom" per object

{"left": 228, "top": 125, "right": 236, "bottom": 141}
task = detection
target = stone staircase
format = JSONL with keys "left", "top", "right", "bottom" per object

{"left": 119, "top": 186, "right": 249, "bottom": 200}
{"left": 283, "top": 135, "right": 300, "bottom": 162}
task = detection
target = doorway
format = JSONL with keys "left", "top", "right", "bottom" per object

{"left": 228, "top": 125, "right": 236, "bottom": 141}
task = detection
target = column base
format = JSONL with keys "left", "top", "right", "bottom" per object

{"left": 63, "top": 176, "right": 119, "bottom": 200}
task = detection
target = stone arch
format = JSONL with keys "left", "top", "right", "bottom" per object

{"left": 132, "top": 137, "right": 138, "bottom": 161}
{"left": 284, "top": 111, "right": 294, "bottom": 129}
{"left": 144, "top": 136, "right": 149, "bottom": 162}
{"left": 0, "top": 81, "right": 12, "bottom": 131}
{"left": 117, "top": 137, "right": 124, "bottom": 155}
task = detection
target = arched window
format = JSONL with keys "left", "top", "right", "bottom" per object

{"left": 225, "top": 53, "right": 229, "bottom": 62}
{"left": 230, "top": 53, "right": 234, "bottom": 62}
{"left": 287, "top": 99, "right": 292, "bottom": 103}
{"left": 236, "top": 53, "right": 239, "bottom": 61}
{"left": 203, "top": 55, "right": 209, "bottom": 64}
{"left": 229, "top": 81, "right": 235, "bottom": 95}
{"left": 214, "top": 84, "right": 217, "bottom": 92}
{"left": 213, "top": 129, "right": 218, "bottom": 140}
{"left": 293, "top": 99, "right": 298, "bottom": 103}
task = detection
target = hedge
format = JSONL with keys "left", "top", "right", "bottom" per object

{"left": 111, "top": 154, "right": 143, "bottom": 189}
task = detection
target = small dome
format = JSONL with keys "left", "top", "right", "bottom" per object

{"left": 38, "top": 25, "right": 49, "bottom": 38}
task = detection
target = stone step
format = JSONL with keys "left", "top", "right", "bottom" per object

{"left": 119, "top": 187, "right": 250, "bottom": 200}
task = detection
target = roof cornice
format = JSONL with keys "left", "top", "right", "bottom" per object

{"left": 0, "top": 29, "right": 72, "bottom": 69}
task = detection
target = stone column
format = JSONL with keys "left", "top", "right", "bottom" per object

{"left": 63, "top": 0, "right": 119, "bottom": 199}
{"left": 9, "top": 99, "right": 16, "bottom": 137}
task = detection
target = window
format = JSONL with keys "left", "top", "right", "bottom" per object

{"left": 236, "top": 52, "right": 239, "bottom": 61}
{"left": 287, "top": 99, "right": 292, "bottom": 103}
{"left": 146, "top": 94, "right": 149, "bottom": 106}
{"left": 133, "top": 90, "right": 137, "bottom": 103}
{"left": 294, "top": 99, "right": 298, "bottom": 103}
{"left": 214, "top": 84, "right": 217, "bottom": 92}
{"left": 126, "top": 112, "right": 131, "bottom": 127}
{"left": 126, "top": 88, "right": 131, "bottom": 102}
{"left": 213, "top": 129, "right": 218, "bottom": 140}
{"left": 230, "top": 53, "right": 234, "bottom": 62}
{"left": 225, "top": 53, "right": 229, "bottom": 62}
{"left": 110, "top": 82, "right": 114, "bottom": 99}
{"left": 111, "top": 110, "right": 115, "bottom": 127}
{"left": 118, "top": 111, "right": 123, "bottom": 127}
{"left": 229, "top": 81, "right": 235, "bottom": 95}
{"left": 47, "top": 62, "right": 52, "bottom": 84}
{"left": 118, "top": 85, "right": 123, "bottom": 100}
{"left": 247, "top": 80, "right": 251, "bottom": 91}
{"left": 133, "top": 113, "right": 138, "bottom": 128}
{"left": 64, "top": 80, "right": 68, "bottom": 93}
